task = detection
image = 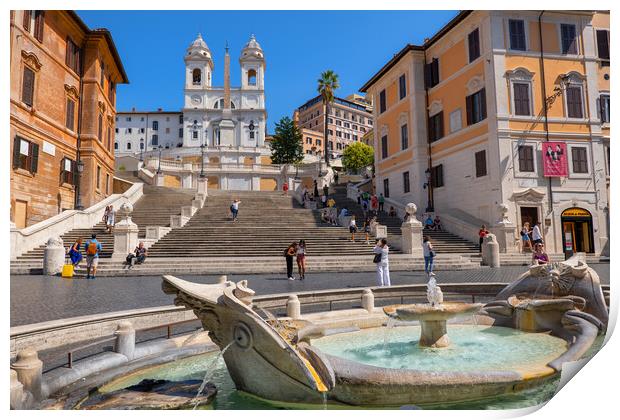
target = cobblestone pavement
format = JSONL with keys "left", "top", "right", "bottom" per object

{"left": 10, "top": 264, "right": 609, "bottom": 327}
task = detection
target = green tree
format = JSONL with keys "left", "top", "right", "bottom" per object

{"left": 317, "top": 70, "right": 340, "bottom": 167}
{"left": 269, "top": 116, "right": 304, "bottom": 164}
{"left": 342, "top": 142, "right": 374, "bottom": 173}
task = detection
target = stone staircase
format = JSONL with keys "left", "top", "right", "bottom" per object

{"left": 329, "top": 185, "right": 480, "bottom": 256}
{"left": 10, "top": 180, "right": 195, "bottom": 274}
{"left": 146, "top": 190, "right": 399, "bottom": 258}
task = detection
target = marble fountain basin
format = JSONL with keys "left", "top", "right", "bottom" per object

{"left": 159, "top": 273, "right": 604, "bottom": 407}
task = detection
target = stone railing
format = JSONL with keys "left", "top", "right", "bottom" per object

{"left": 10, "top": 182, "right": 143, "bottom": 260}
{"left": 440, "top": 208, "right": 489, "bottom": 245}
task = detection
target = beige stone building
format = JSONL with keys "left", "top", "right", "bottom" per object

{"left": 10, "top": 10, "right": 128, "bottom": 228}
{"left": 295, "top": 94, "right": 373, "bottom": 158}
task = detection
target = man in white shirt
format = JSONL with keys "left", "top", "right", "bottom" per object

{"left": 531, "top": 222, "right": 543, "bottom": 245}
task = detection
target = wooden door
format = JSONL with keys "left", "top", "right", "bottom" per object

{"left": 14, "top": 200, "right": 27, "bottom": 228}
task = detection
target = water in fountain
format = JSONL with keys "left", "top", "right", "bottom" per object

{"left": 192, "top": 341, "right": 234, "bottom": 410}
{"left": 321, "top": 391, "right": 328, "bottom": 410}
{"left": 256, "top": 306, "right": 286, "bottom": 332}
{"left": 383, "top": 317, "right": 397, "bottom": 348}
{"left": 426, "top": 276, "right": 442, "bottom": 307}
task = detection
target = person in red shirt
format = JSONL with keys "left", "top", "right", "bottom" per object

{"left": 282, "top": 182, "right": 289, "bottom": 196}
{"left": 478, "top": 224, "right": 489, "bottom": 252}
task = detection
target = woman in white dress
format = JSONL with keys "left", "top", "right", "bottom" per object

{"left": 106, "top": 206, "right": 116, "bottom": 233}
{"left": 373, "top": 239, "right": 391, "bottom": 287}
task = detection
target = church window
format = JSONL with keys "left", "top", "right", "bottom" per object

{"left": 248, "top": 69, "right": 257, "bottom": 86}
{"left": 114, "top": 142, "right": 118, "bottom": 150}
{"left": 193, "top": 131, "right": 198, "bottom": 139}
{"left": 126, "top": 142, "right": 131, "bottom": 150}
{"left": 192, "top": 68, "right": 201, "bottom": 85}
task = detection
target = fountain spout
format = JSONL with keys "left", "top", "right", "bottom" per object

{"left": 426, "top": 277, "right": 443, "bottom": 307}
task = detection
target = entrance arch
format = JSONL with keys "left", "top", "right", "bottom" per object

{"left": 561, "top": 207, "right": 594, "bottom": 253}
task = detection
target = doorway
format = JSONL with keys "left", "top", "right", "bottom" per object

{"left": 14, "top": 200, "right": 27, "bottom": 228}
{"left": 520, "top": 206, "right": 539, "bottom": 227}
{"left": 561, "top": 208, "right": 594, "bottom": 253}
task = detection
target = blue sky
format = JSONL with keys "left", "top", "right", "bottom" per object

{"left": 77, "top": 10, "right": 458, "bottom": 132}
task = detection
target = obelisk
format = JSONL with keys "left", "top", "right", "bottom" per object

{"left": 219, "top": 42, "right": 235, "bottom": 146}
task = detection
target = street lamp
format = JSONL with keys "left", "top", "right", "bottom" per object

{"left": 139, "top": 138, "right": 144, "bottom": 162}
{"left": 424, "top": 168, "right": 433, "bottom": 213}
{"left": 75, "top": 160, "right": 85, "bottom": 210}
{"left": 200, "top": 142, "right": 206, "bottom": 178}
{"left": 156, "top": 145, "right": 163, "bottom": 174}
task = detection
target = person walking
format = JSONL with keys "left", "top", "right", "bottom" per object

{"left": 68, "top": 238, "right": 83, "bottom": 268}
{"left": 323, "top": 184, "right": 329, "bottom": 198}
{"left": 284, "top": 242, "right": 297, "bottom": 280}
{"left": 313, "top": 180, "right": 319, "bottom": 198}
{"left": 302, "top": 186, "right": 308, "bottom": 204}
{"left": 370, "top": 194, "right": 379, "bottom": 216}
{"left": 282, "top": 182, "right": 289, "bottom": 196}
{"left": 296, "top": 239, "right": 307, "bottom": 280}
{"left": 363, "top": 216, "right": 372, "bottom": 244}
{"left": 478, "top": 224, "right": 489, "bottom": 252}
{"left": 373, "top": 239, "right": 391, "bottom": 287}
{"left": 531, "top": 221, "right": 543, "bottom": 246}
{"left": 349, "top": 215, "right": 358, "bottom": 241}
{"left": 378, "top": 193, "right": 385, "bottom": 213}
{"left": 334, "top": 172, "right": 339, "bottom": 185}
{"left": 521, "top": 222, "right": 532, "bottom": 253}
{"left": 230, "top": 199, "right": 241, "bottom": 222}
{"left": 321, "top": 194, "right": 327, "bottom": 208}
{"left": 84, "top": 234, "right": 102, "bottom": 279}
{"left": 105, "top": 206, "right": 116, "bottom": 233}
{"left": 423, "top": 236, "right": 435, "bottom": 276}
{"left": 102, "top": 205, "right": 110, "bottom": 224}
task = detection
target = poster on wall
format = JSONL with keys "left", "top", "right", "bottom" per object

{"left": 543, "top": 142, "right": 568, "bottom": 177}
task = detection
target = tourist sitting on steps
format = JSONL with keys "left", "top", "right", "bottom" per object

{"left": 125, "top": 242, "right": 148, "bottom": 268}
{"left": 388, "top": 206, "right": 397, "bottom": 217}
{"left": 84, "top": 233, "right": 102, "bottom": 279}
{"left": 68, "top": 238, "right": 83, "bottom": 268}
{"left": 433, "top": 215, "right": 443, "bottom": 231}
{"left": 424, "top": 215, "right": 435, "bottom": 230}
{"left": 532, "top": 243, "right": 550, "bottom": 265}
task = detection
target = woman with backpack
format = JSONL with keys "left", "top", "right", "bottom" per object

{"left": 296, "top": 239, "right": 307, "bottom": 280}
{"left": 284, "top": 242, "right": 298, "bottom": 281}
{"left": 423, "top": 236, "right": 435, "bottom": 276}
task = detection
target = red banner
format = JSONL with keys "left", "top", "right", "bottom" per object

{"left": 543, "top": 142, "right": 568, "bottom": 177}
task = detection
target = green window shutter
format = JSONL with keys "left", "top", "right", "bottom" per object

{"left": 13, "top": 137, "right": 21, "bottom": 169}
{"left": 31, "top": 142, "right": 39, "bottom": 173}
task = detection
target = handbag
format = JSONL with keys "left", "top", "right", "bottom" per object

{"left": 429, "top": 251, "right": 436, "bottom": 258}
{"left": 373, "top": 253, "right": 382, "bottom": 263}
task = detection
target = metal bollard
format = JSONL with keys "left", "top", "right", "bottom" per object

{"left": 286, "top": 295, "right": 301, "bottom": 319}
{"left": 361, "top": 289, "right": 375, "bottom": 312}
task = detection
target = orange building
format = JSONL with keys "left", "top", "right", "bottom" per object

{"left": 10, "top": 10, "right": 128, "bottom": 227}
{"left": 295, "top": 94, "right": 373, "bottom": 158}
{"left": 361, "top": 10, "right": 610, "bottom": 255}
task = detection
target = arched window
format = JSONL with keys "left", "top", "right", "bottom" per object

{"left": 126, "top": 142, "right": 131, "bottom": 150}
{"left": 114, "top": 142, "right": 118, "bottom": 150}
{"left": 214, "top": 99, "right": 236, "bottom": 109}
{"left": 248, "top": 69, "right": 257, "bottom": 86}
{"left": 192, "top": 68, "right": 201, "bottom": 85}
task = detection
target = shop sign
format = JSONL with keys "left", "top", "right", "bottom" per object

{"left": 562, "top": 208, "right": 591, "bottom": 217}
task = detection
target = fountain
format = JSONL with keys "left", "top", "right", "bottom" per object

{"left": 382, "top": 277, "right": 483, "bottom": 347}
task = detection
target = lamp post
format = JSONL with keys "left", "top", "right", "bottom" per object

{"left": 75, "top": 160, "right": 85, "bottom": 210}
{"left": 139, "top": 138, "right": 144, "bottom": 162}
{"left": 424, "top": 168, "right": 433, "bottom": 213}
{"left": 156, "top": 145, "right": 163, "bottom": 174}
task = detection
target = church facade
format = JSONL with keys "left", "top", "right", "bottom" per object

{"left": 115, "top": 34, "right": 275, "bottom": 191}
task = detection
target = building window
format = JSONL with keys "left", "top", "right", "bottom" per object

{"left": 139, "top": 128, "right": 144, "bottom": 133}
{"left": 508, "top": 19, "right": 526, "bottom": 51}
{"left": 513, "top": 83, "right": 531, "bottom": 116}
{"left": 336, "top": 120, "right": 341, "bottom": 126}
{"left": 518, "top": 145, "right": 535, "bottom": 172}
{"left": 33, "top": 11, "right": 45, "bottom": 42}
{"left": 192, "top": 131, "right": 198, "bottom": 139}
{"left": 12, "top": 137, "right": 38, "bottom": 173}
{"left": 379, "top": 90, "right": 386, "bottom": 113}
{"left": 571, "top": 147, "right": 588, "bottom": 173}
{"left": 100, "top": 59, "right": 105, "bottom": 87}
{"left": 425, "top": 58, "right": 440, "bottom": 88}
{"left": 399, "top": 74, "right": 406, "bottom": 100}
{"left": 179, "top": 115, "right": 183, "bottom": 124}
{"left": 566, "top": 86, "right": 583, "bottom": 118}
{"left": 596, "top": 30, "right": 610, "bottom": 66}
{"left": 127, "top": 142, "right": 132, "bottom": 150}
{"left": 152, "top": 120, "right": 158, "bottom": 130}
{"left": 466, "top": 89, "right": 487, "bottom": 125}
{"left": 344, "top": 122, "right": 350, "bottom": 128}
{"left": 65, "top": 37, "right": 80, "bottom": 74}
{"left": 403, "top": 171, "right": 410, "bottom": 193}
{"left": 126, "top": 117, "right": 131, "bottom": 122}
{"left": 107, "top": 126, "right": 111, "bottom": 150}
{"left": 96, "top": 166, "right": 101, "bottom": 190}
{"left": 98, "top": 113, "right": 103, "bottom": 141}
{"left": 249, "top": 131, "right": 255, "bottom": 139}
{"left": 179, "top": 128, "right": 183, "bottom": 138}
{"left": 475, "top": 150, "right": 487, "bottom": 177}
{"left": 65, "top": 98, "right": 75, "bottom": 131}
{"left": 114, "top": 142, "right": 118, "bottom": 150}
{"left": 192, "top": 68, "right": 201, "bottom": 85}
{"left": 316, "top": 139, "right": 321, "bottom": 146}
{"left": 401, "top": 124, "right": 408, "bottom": 150}
{"left": 106, "top": 174, "right": 110, "bottom": 194}
{"left": 165, "top": 127, "right": 170, "bottom": 134}
{"left": 140, "top": 142, "right": 144, "bottom": 150}
{"left": 381, "top": 135, "right": 388, "bottom": 159}
{"left": 449, "top": 109, "right": 462, "bottom": 133}
{"left": 560, "top": 24, "right": 578, "bottom": 55}
{"left": 152, "top": 134, "right": 158, "bottom": 146}
{"left": 60, "top": 157, "right": 75, "bottom": 185}
{"left": 125, "top": 128, "right": 132, "bottom": 134}
{"left": 431, "top": 164, "right": 444, "bottom": 188}
{"left": 21, "top": 67, "right": 35, "bottom": 107}
{"left": 23, "top": 10, "right": 31, "bottom": 31}
{"left": 248, "top": 69, "right": 257, "bottom": 86}
{"left": 468, "top": 28, "right": 481, "bottom": 62}
{"left": 383, "top": 178, "right": 390, "bottom": 198}
{"left": 600, "top": 94, "right": 610, "bottom": 123}
{"left": 428, "top": 112, "right": 444, "bottom": 143}
{"left": 115, "top": 127, "right": 119, "bottom": 134}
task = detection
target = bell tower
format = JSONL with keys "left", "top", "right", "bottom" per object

{"left": 239, "top": 34, "right": 265, "bottom": 90}
{"left": 184, "top": 33, "right": 213, "bottom": 90}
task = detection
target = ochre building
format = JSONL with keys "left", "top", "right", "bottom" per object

{"left": 361, "top": 10, "right": 610, "bottom": 255}
{"left": 10, "top": 10, "right": 128, "bottom": 228}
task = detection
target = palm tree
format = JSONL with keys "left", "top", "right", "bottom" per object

{"left": 317, "top": 70, "right": 340, "bottom": 167}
